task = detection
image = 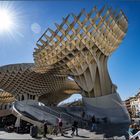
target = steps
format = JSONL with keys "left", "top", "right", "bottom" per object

{"left": 50, "top": 106, "right": 89, "bottom": 129}
{"left": 12, "top": 100, "right": 89, "bottom": 130}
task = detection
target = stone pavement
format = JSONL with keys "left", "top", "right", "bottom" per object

{"left": 0, "top": 129, "right": 104, "bottom": 140}
{"left": 0, "top": 131, "right": 34, "bottom": 139}
{"left": 0, "top": 123, "right": 129, "bottom": 140}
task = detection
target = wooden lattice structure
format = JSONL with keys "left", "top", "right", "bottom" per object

{"left": 0, "top": 5, "right": 130, "bottom": 123}
{"left": 0, "top": 90, "right": 15, "bottom": 103}
{"left": 0, "top": 63, "right": 80, "bottom": 104}
{"left": 33, "top": 5, "right": 128, "bottom": 97}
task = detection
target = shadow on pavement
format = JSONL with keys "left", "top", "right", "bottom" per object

{"left": 76, "top": 135, "right": 90, "bottom": 138}
{"left": 63, "top": 135, "right": 72, "bottom": 138}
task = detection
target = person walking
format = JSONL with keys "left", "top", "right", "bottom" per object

{"left": 91, "top": 115, "right": 96, "bottom": 131}
{"left": 71, "top": 121, "right": 78, "bottom": 137}
{"left": 58, "top": 118, "right": 64, "bottom": 136}
{"left": 43, "top": 121, "right": 48, "bottom": 138}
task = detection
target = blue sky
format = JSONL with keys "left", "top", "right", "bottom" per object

{"left": 0, "top": 0, "right": 140, "bottom": 101}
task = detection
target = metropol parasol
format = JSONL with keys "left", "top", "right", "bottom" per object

{"left": 0, "top": 5, "right": 130, "bottom": 123}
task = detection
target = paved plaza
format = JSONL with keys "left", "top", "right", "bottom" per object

{"left": 0, "top": 129, "right": 103, "bottom": 140}
{"left": 0, "top": 124, "right": 128, "bottom": 140}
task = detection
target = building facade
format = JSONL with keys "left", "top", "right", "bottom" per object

{"left": 125, "top": 92, "right": 140, "bottom": 118}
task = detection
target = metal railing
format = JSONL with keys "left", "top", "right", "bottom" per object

{"left": 14, "top": 101, "right": 58, "bottom": 125}
{"left": 14, "top": 100, "right": 89, "bottom": 128}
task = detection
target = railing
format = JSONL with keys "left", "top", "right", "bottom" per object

{"left": 26, "top": 100, "right": 73, "bottom": 122}
{"left": 49, "top": 106, "right": 89, "bottom": 128}
{"left": 39, "top": 105, "right": 89, "bottom": 128}
{"left": 12, "top": 102, "right": 43, "bottom": 128}
{"left": 30, "top": 103, "right": 74, "bottom": 125}
{"left": 22, "top": 100, "right": 73, "bottom": 122}
{"left": 14, "top": 101, "right": 58, "bottom": 125}
{"left": 33, "top": 105, "right": 60, "bottom": 118}
{"left": 14, "top": 100, "right": 89, "bottom": 128}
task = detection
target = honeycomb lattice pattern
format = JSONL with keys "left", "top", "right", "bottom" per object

{"left": 33, "top": 5, "right": 128, "bottom": 97}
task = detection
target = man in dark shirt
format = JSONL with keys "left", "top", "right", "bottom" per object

{"left": 71, "top": 121, "right": 78, "bottom": 136}
{"left": 91, "top": 115, "right": 96, "bottom": 131}
{"left": 43, "top": 121, "right": 48, "bottom": 137}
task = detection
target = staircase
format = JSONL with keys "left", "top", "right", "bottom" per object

{"left": 50, "top": 106, "right": 89, "bottom": 129}
{"left": 12, "top": 100, "right": 89, "bottom": 129}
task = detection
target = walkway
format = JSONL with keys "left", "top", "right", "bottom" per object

{"left": 0, "top": 123, "right": 129, "bottom": 140}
